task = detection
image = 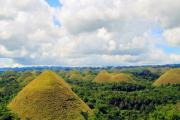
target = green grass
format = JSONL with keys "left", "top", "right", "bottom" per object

{"left": 8, "top": 70, "right": 93, "bottom": 120}
{"left": 153, "top": 68, "right": 180, "bottom": 86}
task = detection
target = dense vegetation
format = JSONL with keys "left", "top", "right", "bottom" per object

{"left": 68, "top": 80, "right": 180, "bottom": 120}
{"left": 0, "top": 67, "right": 180, "bottom": 120}
{"left": 0, "top": 71, "right": 20, "bottom": 120}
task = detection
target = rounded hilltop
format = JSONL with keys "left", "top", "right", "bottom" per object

{"left": 8, "top": 70, "right": 93, "bottom": 120}
{"left": 153, "top": 68, "right": 180, "bottom": 86}
{"left": 94, "top": 70, "right": 135, "bottom": 83}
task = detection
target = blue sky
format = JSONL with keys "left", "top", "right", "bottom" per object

{"left": 150, "top": 27, "right": 180, "bottom": 54}
{"left": 46, "top": 0, "right": 61, "bottom": 7}
{"left": 0, "top": 0, "right": 179, "bottom": 67}
{"left": 158, "top": 44, "right": 180, "bottom": 54}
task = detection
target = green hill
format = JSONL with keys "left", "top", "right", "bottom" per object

{"left": 8, "top": 70, "right": 93, "bottom": 120}
{"left": 66, "top": 70, "right": 83, "bottom": 81}
{"left": 94, "top": 70, "right": 135, "bottom": 83}
{"left": 17, "top": 71, "right": 37, "bottom": 86}
{"left": 153, "top": 68, "right": 180, "bottom": 86}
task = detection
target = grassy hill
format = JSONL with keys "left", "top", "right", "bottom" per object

{"left": 8, "top": 70, "right": 93, "bottom": 120}
{"left": 153, "top": 68, "right": 180, "bottom": 86}
{"left": 65, "top": 70, "right": 96, "bottom": 81}
{"left": 177, "top": 102, "right": 180, "bottom": 112}
{"left": 66, "top": 70, "right": 83, "bottom": 81}
{"left": 94, "top": 70, "right": 135, "bottom": 83}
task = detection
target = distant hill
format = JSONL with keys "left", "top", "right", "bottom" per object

{"left": 94, "top": 70, "right": 135, "bottom": 83}
{"left": 66, "top": 70, "right": 83, "bottom": 81}
{"left": 1, "top": 64, "right": 179, "bottom": 73}
{"left": 153, "top": 68, "right": 180, "bottom": 86}
{"left": 8, "top": 70, "right": 93, "bottom": 120}
{"left": 17, "top": 71, "right": 38, "bottom": 86}
{"left": 64, "top": 70, "right": 96, "bottom": 81}
{"left": 82, "top": 70, "right": 96, "bottom": 81}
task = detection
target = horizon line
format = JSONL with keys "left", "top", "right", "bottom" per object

{"left": 0, "top": 63, "right": 179, "bottom": 69}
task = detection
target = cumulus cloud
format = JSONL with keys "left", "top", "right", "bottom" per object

{"left": 163, "top": 27, "right": 180, "bottom": 46}
{"left": 0, "top": 0, "right": 179, "bottom": 67}
{"left": 0, "top": 58, "right": 22, "bottom": 67}
{"left": 142, "top": 0, "right": 180, "bottom": 28}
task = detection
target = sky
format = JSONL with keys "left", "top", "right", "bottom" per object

{"left": 0, "top": 0, "right": 180, "bottom": 67}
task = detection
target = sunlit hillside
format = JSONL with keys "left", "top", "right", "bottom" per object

{"left": 94, "top": 70, "right": 135, "bottom": 83}
{"left": 8, "top": 70, "right": 93, "bottom": 120}
{"left": 153, "top": 68, "right": 180, "bottom": 86}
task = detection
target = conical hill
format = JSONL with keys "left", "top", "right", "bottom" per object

{"left": 8, "top": 70, "right": 92, "bottom": 120}
{"left": 153, "top": 68, "right": 180, "bottom": 86}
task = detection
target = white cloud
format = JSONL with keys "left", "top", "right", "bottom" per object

{"left": 141, "top": 0, "right": 180, "bottom": 28}
{"left": 0, "top": 58, "right": 22, "bottom": 67}
{"left": 170, "top": 54, "right": 180, "bottom": 62}
{"left": 0, "top": 0, "right": 179, "bottom": 67}
{"left": 163, "top": 27, "right": 180, "bottom": 46}
{"left": 0, "top": 45, "right": 14, "bottom": 57}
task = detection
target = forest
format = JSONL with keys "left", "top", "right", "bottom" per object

{"left": 0, "top": 66, "right": 180, "bottom": 120}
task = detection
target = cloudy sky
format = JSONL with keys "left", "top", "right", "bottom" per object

{"left": 0, "top": 0, "right": 180, "bottom": 67}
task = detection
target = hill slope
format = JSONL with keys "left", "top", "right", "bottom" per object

{"left": 94, "top": 70, "right": 135, "bottom": 83}
{"left": 153, "top": 68, "right": 180, "bottom": 86}
{"left": 8, "top": 70, "right": 92, "bottom": 120}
